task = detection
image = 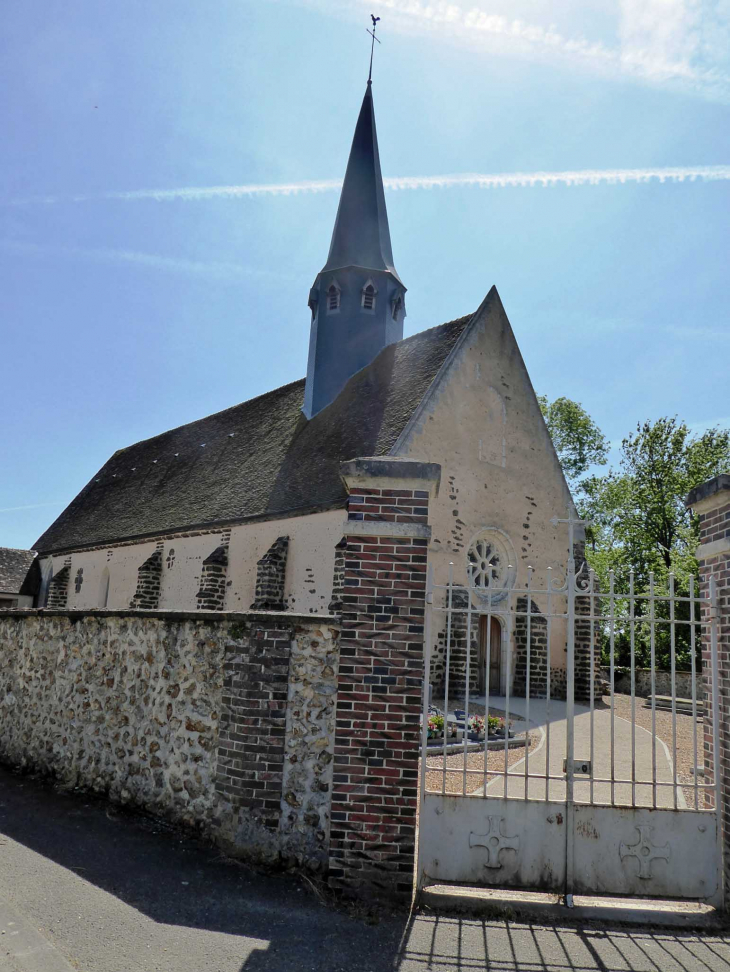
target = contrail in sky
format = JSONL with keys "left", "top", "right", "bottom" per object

{"left": 0, "top": 502, "right": 63, "bottom": 514}
{"left": 6, "top": 165, "right": 730, "bottom": 205}
{"left": 0, "top": 240, "right": 289, "bottom": 281}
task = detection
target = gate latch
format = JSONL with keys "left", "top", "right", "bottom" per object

{"left": 563, "top": 758, "right": 592, "bottom": 776}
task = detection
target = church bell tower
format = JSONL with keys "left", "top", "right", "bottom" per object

{"left": 302, "top": 79, "right": 406, "bottom": 419}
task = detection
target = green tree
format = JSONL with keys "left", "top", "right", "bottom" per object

{"left": 538, "top": 395, "right": 609, "bottom": 491}
{"left": 583, "top": 418, "right": 730, "bottom": 669}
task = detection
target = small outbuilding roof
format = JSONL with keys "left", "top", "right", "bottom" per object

{"left": 0, "top": 548, "right": 37, "bottom": 594}
{"left": 34, "top": 314, "right": 473, "bottom": 553}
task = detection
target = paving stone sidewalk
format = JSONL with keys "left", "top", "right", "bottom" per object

{"left": 1, "top": 766, "right": 729, "bottom": 972}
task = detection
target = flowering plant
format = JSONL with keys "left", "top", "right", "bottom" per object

{"left": 468, "top": 715, "right": 485, "bottom": 733}
{"left": 487, "top": 715, "right": 504, "bottom": 733}
{"left": 427, "top": 714, "right": 444, "bottom": 738}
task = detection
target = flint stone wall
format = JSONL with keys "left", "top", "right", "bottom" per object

{"left": 280, "top": 623, "right": 340, "bottom": 869}
{"left": 0, "top": 609, "right": 339, "bottom": 870}
{"left": 0, "top": 611, "right": 222, "bottom": 829}
{"left": 601, "top": 666, "right": 703, "bottom": 700}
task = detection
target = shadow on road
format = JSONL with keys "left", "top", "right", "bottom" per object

{"left": 1, "top": 765, "right": 729, "bottom": 971}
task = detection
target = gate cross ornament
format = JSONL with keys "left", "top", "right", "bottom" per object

{"left": 469, "top": 816, "right": 519, "bottom": 869}
{"left": 619, "top": 826, "right": 670, "bottom": 880}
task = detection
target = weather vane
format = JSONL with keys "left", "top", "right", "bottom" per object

{"left": 367, "top": 14, "right": 381, "bottom": 84}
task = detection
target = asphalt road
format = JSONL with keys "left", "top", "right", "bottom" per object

{"left": 0, "top": 766, "right": 729, "bottom": 972}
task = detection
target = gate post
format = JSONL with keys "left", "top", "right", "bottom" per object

{"left": 328, "top": 457, "right": 440, "bottom": 902}
{"left": 686, "top": 474, "right": 730, "bottom": 902}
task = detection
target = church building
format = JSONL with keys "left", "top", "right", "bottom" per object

{"left": 32, "top": 79, "right": 578, "bottom": 696}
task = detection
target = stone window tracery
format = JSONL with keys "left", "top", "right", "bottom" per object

{"left": 466, "top": 530, "right": 515, "bottom": 604}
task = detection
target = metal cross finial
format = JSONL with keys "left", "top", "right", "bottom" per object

{"left": 367, "top": 14, "right": 381, "bottom": 84}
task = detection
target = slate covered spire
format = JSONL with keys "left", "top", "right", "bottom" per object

{"left": 303, "top": 81, "right": 407, "bottom": 420}
{"left": 321, "top": 83, "right": 399, "bottom": 279}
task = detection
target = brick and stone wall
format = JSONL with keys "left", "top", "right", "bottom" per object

{"left": 685, "top": 475, "right": 730, "bottom": 898}
{"left": 573, "top": 541, "right": 603, "bottom": 702}
{"left": 0, "top": 611, "right": 223, "bottom": 828}
{"left": 196, "top": 545, "right": 229, "bottom": 611}
{"left": 251, "top": 536, "right": 289, "bottom": 611}
{"left": 129, "top": 548, "right": 163, "bottom": 609}
{"left": 329, "top": 457, "right": 440, "bottom": 901}
{"left": 0, "top": 608, "right": 338, "bottom": 872}
{"left": 327, "top": 538, "right": 347, "bottom": 615}
{"left": 513, "top": 596, "right": 549, "bottom": 698}
{"left": 47, "top": 563, "right": 70, "bottom": 608}
{"left": 280, "top": 624, "right": 340, "bottom": 870}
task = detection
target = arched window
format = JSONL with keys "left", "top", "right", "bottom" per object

{"left": 392, "top": 295, "right": 402, "bottom": 321}
{"left": 326, "top": 282, "right": 341, "bottom": 313}
{"left": 361, "top": 281, "right": 377, "bottom": 312}
{"left": 99, "top": 567, "right": 110, "bottom": 608}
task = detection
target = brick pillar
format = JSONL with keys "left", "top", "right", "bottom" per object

{"left": 328, "top": 457, "right": 440, "bottom": 902}
{"left": 215, "top": 619, "right": 293, "bottom": 860}
{"left": 686, "top": 475, "right": 730, "bottom": 898}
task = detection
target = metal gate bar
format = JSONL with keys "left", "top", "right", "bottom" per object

{"left": 418, "top": 521, "right": 723, "bottom": 903}
{"left": 421, "top": 558, "right": 720, "bottom": 808}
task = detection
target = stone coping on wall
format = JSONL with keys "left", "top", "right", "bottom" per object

{"left": 0, "top": 608, "right": 339, "bottom": 624}
{"left": 685, "top": 474, "right": 730, "bottom": 511}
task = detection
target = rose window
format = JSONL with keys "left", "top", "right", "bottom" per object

{"left": 466, "top": 531, "right": 515, "bottom": 602}
{"left": 468, "top": 538, "right": 504, "bottom": 588}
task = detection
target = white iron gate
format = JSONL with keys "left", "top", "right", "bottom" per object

{"left": 417, "top": 516, "right": 723, "bottom": 906}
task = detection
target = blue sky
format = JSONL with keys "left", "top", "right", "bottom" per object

{"left": 2, "top": 0, "right": 729, "bottom": 549}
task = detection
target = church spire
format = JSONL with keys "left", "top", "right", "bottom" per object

{"left": 303, "top": 71, "right": 407, "bottom": 420}
{"left": 320, "top": 83, "right": 399, "bottom": 279}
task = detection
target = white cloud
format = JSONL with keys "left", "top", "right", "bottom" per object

{"left": 7, "top": 164, "right": 730, "bottom": 206}
{"left": 291, "top": 0, "right": 730, "bottom": 101}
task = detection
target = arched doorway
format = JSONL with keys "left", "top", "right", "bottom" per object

{"left": 477, "top": 615, "right": 502, "bottom": 695}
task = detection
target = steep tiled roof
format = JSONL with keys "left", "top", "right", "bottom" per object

{"left": 34, "top": 316, "right": 472, "bottom": 553}
{"left": 0, "top": 548, "right": 37, "bottom": 594}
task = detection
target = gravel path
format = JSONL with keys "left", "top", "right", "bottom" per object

{"left": 425, "top": 729, "right": 538, "bottom": 795}
{"left": 607, "top": 692, "right": 706, "bottom": 808}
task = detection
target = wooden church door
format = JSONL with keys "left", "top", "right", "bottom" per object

{"left": 477, "top": 616, "right": 502, "bottom": 695}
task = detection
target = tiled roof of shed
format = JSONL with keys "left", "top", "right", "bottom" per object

{"left": 0, "top": 548, "right": 37, "bottom": 594}
{"left": 34, "top": 315, "right": 472, "bottom": 553}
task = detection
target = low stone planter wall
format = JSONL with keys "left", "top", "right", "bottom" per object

{"left": 600, "top": 665, "right": 703, "bottom": 700}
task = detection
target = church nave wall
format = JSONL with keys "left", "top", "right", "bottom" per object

{"left": 36, "top": 507, "right": 346, "bottom": 615}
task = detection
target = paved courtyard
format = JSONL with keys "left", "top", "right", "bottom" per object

{"left": 432, "top": 696, "right": 691, "bottom": 808}
{"left": 1, "top": 766, "right": 729, "bottom": 972}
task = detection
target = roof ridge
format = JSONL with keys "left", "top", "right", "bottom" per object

{"left": 0, "top": 546, "right": 36, "bottom": 555}
{"left": 399, "top": 314, "right": 474, "bottom": 346}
